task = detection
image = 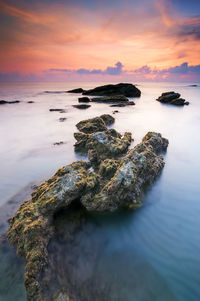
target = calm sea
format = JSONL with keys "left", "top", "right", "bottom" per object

{"left": 0, "top": 81, "right": 200, "bottom": 301}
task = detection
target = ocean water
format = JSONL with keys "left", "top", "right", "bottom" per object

{"left": 0, "top": 81, "right": 200, "bottom": 300}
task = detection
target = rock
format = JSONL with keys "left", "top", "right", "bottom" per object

{"left": 73, "top": 104, "right": 91, "bottom": 109}
{"left": 185, "top": 101, "right": 189, "bottom": 105}
{"left": 74, "top": 115, "right": 131, "bottom": 165}
{"left": 78, "top": 97, "right": 90, "bottom": 103}
{"left": 99, "top": 114, "right": 115, "bottom": 125}
{"left": 59, "top": 117, "right": 67, "bottom": 122}
{"left": 0, "top": 100, "right": 20, "bottom": 105}
{"left": 49, "top": 109, "right": 65, "bottom": 112}
{"left": 27, "top": 101, "right": 34, "bottom": 103}
{"left": 76, "top": 116, "right": 108, "bottom": 134}
{"left": 53, "top": 141, "right": 64, "bottom": 146}
{"left": 110, "top": 101, "right": 135, "bottom": 107}
{"left": 67, "top": 88, "right": 85, "bottom": 93}
{"left": 81, "top": 132, "right": 168, "bottom": 211}
{"left": 157, "top": 92, "right": 189, "bottom": 106}
{"left": 7, "top": 160, "right": 98, "bottom": 301}
{"left": 82, "top": 83, "right": 141, "bottom": 97}
{"left": 7, "top": 115, "right": 168, "bottom": 301}
{"left": 170, "top": 98, "right": 186, "bottom": 106}
{"left": 91, "top": 95, "right": 129, "bottom": 103}
{"left": 188, "top": 84, "right": 197, "bottom": 87}
{"left": 113, "top": 110, "right": 119, "bottom": 114}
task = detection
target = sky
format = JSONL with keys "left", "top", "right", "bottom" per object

{"left": 0, "top": 0, "right": 199, "bottom": 81}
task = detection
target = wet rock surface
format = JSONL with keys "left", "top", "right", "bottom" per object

{"left": 7, "top": 114, "right": 168, "bottom": 301}
{"left": 157, "top": 92, "right": 189, "bottom": 106}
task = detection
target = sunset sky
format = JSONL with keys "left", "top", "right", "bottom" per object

{"left": 0, "top": 0, "right": 200, "bottom": 81}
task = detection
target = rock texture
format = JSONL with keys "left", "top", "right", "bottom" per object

{"left": 82, "top": 83, "right": 141, "bottom": 97}
{"left": 157, "top": 92, "right": 189, "bottom": 106}
{"left": 7, "top": 114, "right": 168, "bottom": 301}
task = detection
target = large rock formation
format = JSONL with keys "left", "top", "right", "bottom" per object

{"left": 82, "top": 83, "right": 141, "bottom": 97}
{"left": 7, "top": 114, "right": 168, "bottom": 301}
{"left": 68, "top": 83, "right": 141, "bottom": 98}
{"left": 156, "top": 92, "right": 189, "bottom": 106}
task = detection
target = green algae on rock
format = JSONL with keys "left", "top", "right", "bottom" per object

{"left": 7, "top": 114, "right": 168, "bottom": 301}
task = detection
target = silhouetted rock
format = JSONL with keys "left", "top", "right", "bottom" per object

{"left": 82, "top": 83, "right": 141, "bottom": 97}
{"left": 49, "top": 108, "right": 65, "bottom": 112}
{"left": 157, "top": 92, "right": 189, "bottom": 106}
{"left": 188, "top": 84, "right": 197, "bottom": 87}
{"left": 73, "top": 104, "right": 91, "bottom": 109}
{"left": 0, "top": 100, "right": 20, "bottom": 105}
{"left": 68, "top": 88, "right": 85, "bottom": 93}
{"left": 78, "top": 97, "right": 90, "bottom": 103}
{"left": 110, "top": 101, "right": 135, "bottom": 107}
{"left": 91, "top": 95, "right": 129, "bottom": 103}
{"left": 27, "top": 101, "right": 34, "bottom": 103}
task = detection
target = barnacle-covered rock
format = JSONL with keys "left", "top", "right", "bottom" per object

{"left": 7, "top": 114, "right": 168, "bottom": 301}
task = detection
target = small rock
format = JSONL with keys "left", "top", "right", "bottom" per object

{"left": 59, "top": 118, "right": 67, "bottom": 122}
{"left": 73, "top": 104, "right": 91, "bottom": 109}
{"left": 0, "top": 100, "right": 20, "bottom": 105}
{"left": 53, "top": 141, "right": 64, "bottom": 146}
{"left": 67, "top": 88, "right": 85, "bottom": 93}
{"left": 27, "top": 101, "right": 34, "bottom": 103}
{"left": 113, "top": 110, "right": 119, "bottom": 114}
{"left": 78, "top": 97, "right": 90, "bottom": 103}
{"left": 157, "top": 92, "right": 189, "bottom": 106}
{"left": 49, "top": 109, "right": 65, "bottom": 112}
{"left": 91, "top": 95, "right": 129, "bottom": 103}
{"left": 110, "top": 101, "right": 135, "bottom": 107}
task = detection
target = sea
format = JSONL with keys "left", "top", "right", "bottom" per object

{"left": 0, "top": 81, "right": 200, "bottom": 301}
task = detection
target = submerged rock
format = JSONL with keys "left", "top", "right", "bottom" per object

{"left": 82, "top": 83, "right": 141, "bottom": 97}
{"left": 0, "top": 100, "right": 20, "bottom": 105}
{"left": 53, "top": 141, "right": 65, "bottom": 146}
{"left": 59, "top": 117, "right": 67, "bottom": 122}
{"left": 78, "top": 97, "right": 90, "bottom": 103}
{"left": 73, "top": 104, "right": 91, "bottom": 109}
{"left": 91, "top": 95, "right": 129, "bottom": 103}
{"left": 157, "top": 92, "right": 189, "bottom": 106}
{"left": 49, "top": 109, "right": 65, "bottom": 112}
{"left": 67, "top": 88, "right": 85, "bottom": 93}
{"left": 7, "top": 114, "right": 168, "bottom": 301}
{"left": 110, "top": 101, "right": 135, "bottom": 107}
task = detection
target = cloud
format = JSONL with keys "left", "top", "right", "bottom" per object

{"left": 48, "top": 61, "right": 123, "bottom": 75}
{"left": 1, "top": 61, "right": 200, "bottom": 82}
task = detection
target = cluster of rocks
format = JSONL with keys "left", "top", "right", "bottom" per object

{"left": 156, "top": 92, "right": 189, "bottom": 106}
{"left": 69, "top": 83, "right": 141, "bottom": 109}
{"left": 7, "top": 114, "right": 168, "bottom": 301}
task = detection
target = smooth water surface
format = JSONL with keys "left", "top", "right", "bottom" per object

{"left": 0, "top": 81, "right": 200, "bottom": 300}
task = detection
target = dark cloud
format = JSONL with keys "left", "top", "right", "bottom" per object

{"left": 178, "top": 17, "right": 200, "bottom": 40}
